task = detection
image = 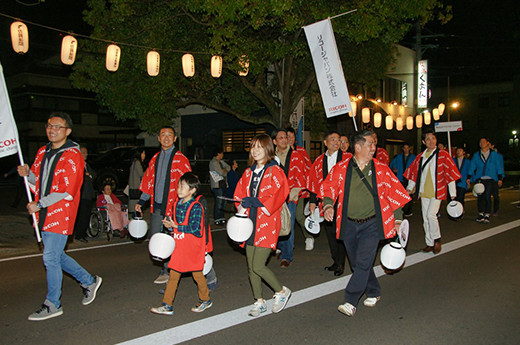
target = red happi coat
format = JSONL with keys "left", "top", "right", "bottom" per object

{"left": 279, "top": 148, "right": 307, "bottom": 202}
{"left": 307, "top": 150, "right": 352, "bottom": 197}
{"left": 403, "top": 149, "right": 461, "bottom": 200}
{"left": 374, "top": 147, "right": 390, "bottom": 165}
{"left": 167, "top": 197, "right": 212, "bottom": 272}
{"left": 319, "top": 158, "right": 411, "bottom": 239}
{"left": 31, "top": 145, "right": 84, "bottom": 235}
{"left": 139, "top": 150, "right": 191, "bottom": 216}
{"left": 295, "top": 146, "right": 311, "bottom": 198}
{"left": 234, "top": 163, "right": 290, "bottom": 249}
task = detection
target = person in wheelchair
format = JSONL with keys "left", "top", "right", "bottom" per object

{"left": 96, "top": 184, "right": 130, "bottom": 238}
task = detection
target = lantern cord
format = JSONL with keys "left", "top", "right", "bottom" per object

{"left": 0, "top": 12, "right": 211, "bottom": 55}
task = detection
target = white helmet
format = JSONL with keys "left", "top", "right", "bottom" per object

{"left": 226, "top": 213, "right": 253, "bottom": 242}
{"left": 128, "top": 217, "right": 148, "bottom": 239}
{"left": 446, "top": 200, "right": 464, "bottom": 219}
{"left": 203, "top": 253, "right": 213, "bottom": 275}
{"left": 148, "top": 233, "right": 175, "bottom": 261}
{"left": 473, "top": 182, "right": 485, "bottom": 195}
{"left": 380, "top": 242, "right": 406, "bottom": 270}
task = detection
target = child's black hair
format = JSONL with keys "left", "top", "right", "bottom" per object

{"left": 179, "top": 172, "right": 200, "bottom": 195}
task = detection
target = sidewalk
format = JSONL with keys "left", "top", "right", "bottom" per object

{"left": 0, "top": 182, "right": 226, "bottom": 258}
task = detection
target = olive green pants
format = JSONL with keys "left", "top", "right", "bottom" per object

{"left": 246, "top": 245, "right": 282, "bottom": 300}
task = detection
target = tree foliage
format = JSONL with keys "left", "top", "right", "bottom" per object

{"left": 71, "top": 0, "right": 445, "bottom": 133}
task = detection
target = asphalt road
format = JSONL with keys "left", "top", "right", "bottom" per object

{"left": 1, "top": 189, "right": 519, "bottom": 345}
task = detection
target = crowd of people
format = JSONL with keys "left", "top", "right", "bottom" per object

{"left": 17, "top": 111, "right": 507, "bottom": 322}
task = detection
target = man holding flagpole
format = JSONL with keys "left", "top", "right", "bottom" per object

{"left": 17, "top": 112, "right": 102, "bottom": 321}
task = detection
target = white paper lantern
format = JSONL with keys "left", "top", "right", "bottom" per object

{"left": 416, "top": 114, "right": 423, "bottom": 128}
{"left": 374, "top": 112, "right": 382, "bottom": 128}
{"left": 385, "top": 115, "right": 393, "bottom": 130}
{"left": 182, "top": 54, "right": 195, "bottom": 77}
{"left": 349, "top": 100, "right": 357, "bottom": 117}
{"left": 211, "top": 55, "right": 222, "bottom": 78}
{"left": 396, "top": 117, "right": 403, "bottom": 131}
{"left": 362, "top": 108, "right": 370, "bottom": 123}
{"left": 147, "top": 51, "right": 160, "bottom": 76}
{"left": 106, "top": 44, "right": 121, "bottom": 72}
{"left": 11, "top": 21, "right": 29, "bottom": 54}
{"left": 406, "top": 116, "right": 414, "bottom": 130}
{"left": 238, "top": 55, "right": 249, "bottom": 76}
{"left": 61, "top": 35, "right": 77, "bottom": 65}
{"left": 438, "top": 103, "right": 445, "bottom": 115}
{"left": 432, "top": 108, "right": 440, "bottom": 121}
{"left": 424, "top": 111, "right": 431, "bottom": 125}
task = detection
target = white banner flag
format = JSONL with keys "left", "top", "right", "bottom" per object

{"left": 304, "top": 18, "right": 352, "bottom": 118}
{"left": 0, "top": 63, "right": 20, "bottom": 158}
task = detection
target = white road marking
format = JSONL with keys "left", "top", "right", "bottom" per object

{"left": 115, "top": 219, "right": 520, "bottom": 345}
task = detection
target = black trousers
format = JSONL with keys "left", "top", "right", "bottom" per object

{"left": 324, "top": 217, "right": 346, "bottom": 268}
{"left": 477, "top": 179, "right": 494, "bottom": 214}
{"left": 74, "top": 198, "right": 94, "bottom": 239}
{"left": 342, "top": 218, "right": 381, "bottom": 307}
{"left": 455, "top": 186, "right": 467, "bottom": 205}
{"left": 490, "top": 180, "right": 500, "bottom": 213}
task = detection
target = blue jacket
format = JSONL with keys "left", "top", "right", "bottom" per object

{"left": 389, "top": 153, "right": 416, "bottom": 182}
{"left": 468, "top": 150, "right": 504, "bottom": 182}
{"left": 453, "top": 157, "right": 471, "bottom": 189}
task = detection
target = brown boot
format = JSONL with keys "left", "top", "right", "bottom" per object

{"left": 433, "top": 239, "right": 442, "bottom": 254}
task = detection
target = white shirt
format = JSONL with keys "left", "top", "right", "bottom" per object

{"left": 325, "top": 150, "right": 339, "bottom": 173}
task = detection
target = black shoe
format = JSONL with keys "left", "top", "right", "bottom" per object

{"left": 334, "top": 266, "right": 344, "bottom": 276}
{"left": 324, "top": 264, "right": 338, "bottom": 271}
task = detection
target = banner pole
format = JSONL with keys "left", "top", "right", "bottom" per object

{"left": 0, "top": 62, "right": 41, "bottom": 242}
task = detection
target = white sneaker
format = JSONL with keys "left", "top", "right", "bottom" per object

{"left": 154, "top": 274, "right": 169, "bottom": 284}
{"left": 272, "top": 286, "right": 291, "bottom": 313}
{"left": 248, "top": 300, "right": 267, "bottom": 317}
{"left": 338, "top": 302, "right": 356, "bottom": 316}
{"left": 305, "top": 238, "right": 314, "bottom": 251}
{"left": 363, "top": 296, "right": 380, "bottom": 307}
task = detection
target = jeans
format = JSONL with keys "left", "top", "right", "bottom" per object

{"left": 211, "top": 187, "right": 225, "bottom": 222}
{"left": 42, "top": 231, "right": 94, "bottom": 308}
{"left": 477, "top": 179, "right": 494, "bottom": 215}
{"left": 150, "top": 202, "right": 168, "bottom": 275}
{"left": 277, "top": 201, "right": 296, "bottom": 262}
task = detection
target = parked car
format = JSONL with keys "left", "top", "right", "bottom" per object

{"left": 90, "top": 146, "right": 159, "bottom": 192}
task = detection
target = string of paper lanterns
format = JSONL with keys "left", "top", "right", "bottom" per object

{"left": 7, "top": 17, "right": 246, "bottom": 78}
{"left": 350, "top": 96, "right": 447, "bottom": 132}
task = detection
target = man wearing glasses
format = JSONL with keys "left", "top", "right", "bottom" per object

{"left": 18, "top": 112, "right": 102, "bottom": 321}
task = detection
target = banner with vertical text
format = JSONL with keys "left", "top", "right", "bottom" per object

{"left": 0, "top": 63, "right": 20, "bottom": 158}
{"left": 304, "top": 18, "right": 352, "bottom": 118}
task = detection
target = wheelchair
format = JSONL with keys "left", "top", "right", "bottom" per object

{"left": 88, "top": 205, "right": 128, "bottom": 241}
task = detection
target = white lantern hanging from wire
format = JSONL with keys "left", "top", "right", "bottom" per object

{"left": 238, "top": 55, "right": 249, "bottom": 76}
{"left": 438, "top": 103, "right": 445, "bottom": 116}
{"left": 60, "top": 35, "right": 77, "bottom": 65}
{"left": 182, "top": 54, "right": 195, "bottom": 77}
{"left": 406, "top": 116, "right": 414, "bottom": 130}
{"left": 432, "top": 108, "right": 440, "bottom": 121}
{"left": 10, "top": 21, "right": 29, "bottom": 54}
{"left": 211, "top": 55, "right": 223, "bottom": 78}
{"left": 396, "top": 117, "right": 403, "bottom": 131}
{"left": 349, "top": 100, "right": 357, "bottom": 117}
{"left": 106, "top": 44, "right": 121, "bottom": 72}
{"left": 362, "top": 108, "right": 370, "bottom": 123}
{"left": 424, "top": 111, "right": 431, "bottom": 125}
{"left": 385, "top": 115, "right": 393, "bottom": 130}
{"left": 374, "top": 112, "right": 382, "bottom": 128}
{"left": 147, "top": 51, "right": 160, "bottom": 77}
{"left": 416, "top": 114, "right": 423, "bottom": 128}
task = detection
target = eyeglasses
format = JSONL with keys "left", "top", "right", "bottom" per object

{"left": 45, "top": 124, "right": 69, "bottom": 130}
